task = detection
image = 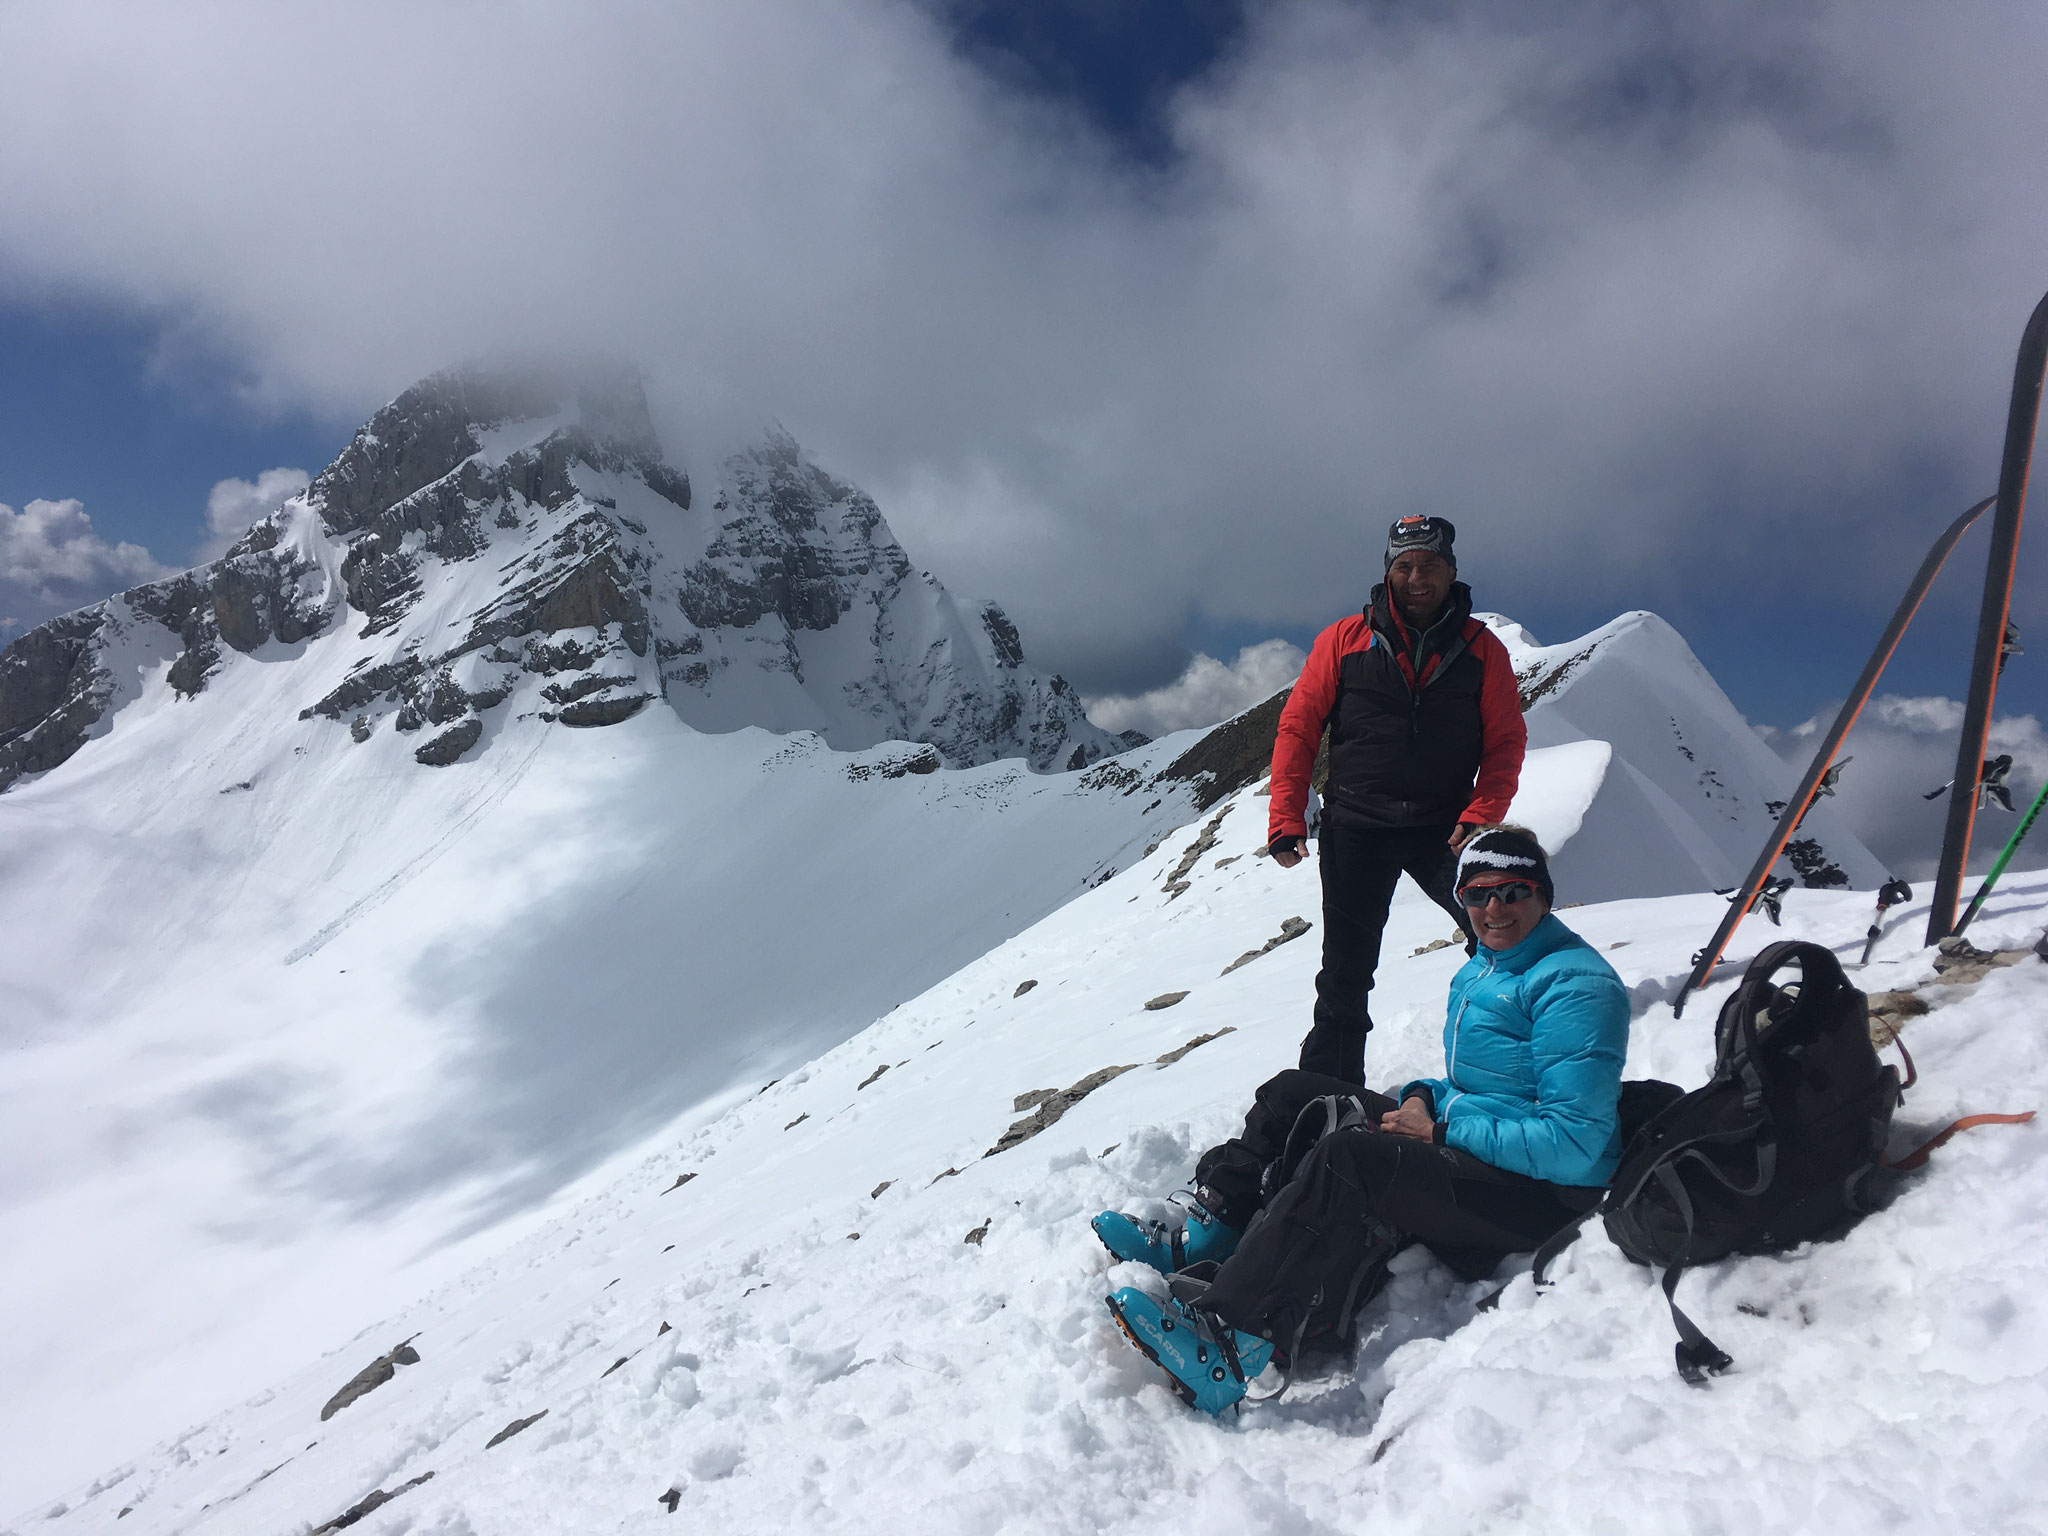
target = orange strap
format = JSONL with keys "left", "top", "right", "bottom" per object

{"left": 1884, "top": 1111, "right": 2036, "bottom": 1173}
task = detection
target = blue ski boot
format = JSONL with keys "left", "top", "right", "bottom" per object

{"left": 1091, "top": 1193, "right": 1239, "bottom": 1275}
{"left": 1105, "top": 1286, "right": 1274, "bottom": 1415}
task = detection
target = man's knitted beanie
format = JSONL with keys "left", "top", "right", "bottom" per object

{"left": 1456, "top": 825, "right": 1553, "bottom": 904}
{"left": 1384, "top": 514, "right": 1457, "bottom": 569}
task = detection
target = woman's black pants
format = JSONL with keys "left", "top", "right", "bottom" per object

{"left": 1188, "top": 1069, "right": 1598, "bottom": 1349}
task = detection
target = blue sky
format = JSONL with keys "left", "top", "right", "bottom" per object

{"left": 2, "top": 0, "right": 2045, "bottom": 756}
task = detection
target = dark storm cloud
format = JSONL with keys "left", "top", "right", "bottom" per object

{"left": 0, "top": 1, "right": 2044, "bottom": 694}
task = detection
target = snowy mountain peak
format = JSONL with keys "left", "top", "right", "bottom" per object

{"left": 1482, "top": 608, "right": 1884, "bottom": 898}
{"left": 309, "top": 364, "right": 676, "bottom": 541}
{"left": 0, "top": 370, "right": 1121, "bottom": 792}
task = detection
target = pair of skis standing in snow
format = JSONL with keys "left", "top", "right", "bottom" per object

{"left": 1096, "top": 518, "right": 1638, "bottom": 1410}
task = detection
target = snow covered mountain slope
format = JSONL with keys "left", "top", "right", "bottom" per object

{"left": 0, "top": 683, "right": 1171, "bottom": 1515}
{"left": 0, "top": 367, "right": 1124, "bottom": 793}
{"left": 18, "top": 771, "right": 2044, "bottom": 1535}
{"left": 1488, "top": 611, "right": 1885, "bottom": 899}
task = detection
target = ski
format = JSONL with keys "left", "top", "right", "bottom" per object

{"left": 1673, "top": 494, "right": 1995, "bottom": 1015}
{"left": 1951, "top": 775, "right": 2048, "bottom": 939}
{"left": 1928, "top": 288, "right": 2048, "bottom": 942}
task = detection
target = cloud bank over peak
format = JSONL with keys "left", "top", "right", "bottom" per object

{"left": 1, "top": 2, "right": 2046, "bottom": 695}
{"left": 0, "top": 498, "right": 171, "bottom": 634}
{"left": 198, "top": 467, "right": 309, "bottom": 561}
{"left": 1087, "top": 638, "right": 1305, "bottom": 738}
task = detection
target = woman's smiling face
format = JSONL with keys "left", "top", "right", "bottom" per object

{"left": 1461, "top": 875, "right": 1549, "bottom": 951}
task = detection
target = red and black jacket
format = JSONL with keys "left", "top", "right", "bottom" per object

{"left": 1268, "top": 582, "right": 1525, "bottom": 841}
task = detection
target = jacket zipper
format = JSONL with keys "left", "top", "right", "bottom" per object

{"left": 1448, "top": 948, "right": 1498, "bottom": 1086}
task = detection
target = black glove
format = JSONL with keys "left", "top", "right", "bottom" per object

{"left": 1268, "top": 834, "right": 1305, "bottom": 859}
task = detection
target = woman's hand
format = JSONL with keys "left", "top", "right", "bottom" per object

{"left": 1379, "top": 1096, "right": 1436, "bottom": 1141}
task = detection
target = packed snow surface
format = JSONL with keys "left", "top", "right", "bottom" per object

{"left": 16, "top": 774, "right": 2045, "bottom": 1535}
{"left": 0, "top": 670, "right": 1190, "bottom": 1513}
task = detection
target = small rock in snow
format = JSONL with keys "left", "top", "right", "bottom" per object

{"left": 1143, "top": 991, "right": 1190, "bottom": 1011}
{"left": 870, "top": 1180, "right": 893, "bottom": 1199}
{"left": 660, "top": 1172, "right": 697, "bottom": 1194}
{"left": 857, "top": 1064, "right": 889, "bottom": 1090}
{"left": 784, "top": 1113, "right": 808, "bottom": 1130}
{"left": 1013, "top": 979, "right": 1038, "bottom": 997}
{"left": 986, "top": 1064, "right": 1138, "bottom": 1156}
{"left": 311, "top": 1470, "right": 434, "bottom": 1532}
{"left": 1220, "top": 916, "right": 1312, "bottom": 975}
{"left": 1154, "top": 1027, "right": 1237, "bottom": 1066}
{"left": 963, "top": 1220, "right": 991, "bottom": 1246}
{"left": 485, "top": 1410, "right": 548, "bottom": 1448}
{"left": 319, "top": 1340, "right": 421, "bottom": 1422}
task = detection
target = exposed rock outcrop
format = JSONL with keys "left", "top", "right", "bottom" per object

{"left": 415, "top": 718, "right": 484, "bottom": 766}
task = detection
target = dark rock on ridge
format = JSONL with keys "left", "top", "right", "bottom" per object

{"left": 1155, "top": 689, "right": 1291, "bottom": 812}
{"left": 0, "top": 610, "right": 111, "bottom": 791}
{"left": 311, "top": 1471, "right": 435, "bottom": 1533}
{"left": 557, "top": 692, "right": 651, "bottom": 728}
{"left": 415, "top": 718, "right": 484, "bottom": 766}
{"left": 0, "top": 517, "right": 335, "bottom": 791}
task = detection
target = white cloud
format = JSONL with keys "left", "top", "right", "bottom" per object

{"left": 197, "top": 467, "right": 310, "bottom": 561}
{"left": 0, "top": 4, "right": 2045, "bottom": 690}
{"left": 0, "top": 498, "right": 171, "bottom": 634}
{"left": 1761, "top": 694, "right": 2048, "bottom": 880}
{"left": 1087, "top": 639, "right": 1305, "bottom": 738}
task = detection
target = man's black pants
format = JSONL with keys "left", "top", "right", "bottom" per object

{"left": 1300, "top": 818, "right": 1475, "bottom": 1085}
{"left": 1191, "top": 1069, "right": 1596, "bottom": 1348}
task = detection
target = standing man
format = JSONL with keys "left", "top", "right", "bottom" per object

{"left": 1266, "top": 516, "right": 1526, "bottom": 1084}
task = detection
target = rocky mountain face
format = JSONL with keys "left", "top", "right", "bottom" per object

{"left": 0, "top": 369, "right": 1127, "bottom": 792}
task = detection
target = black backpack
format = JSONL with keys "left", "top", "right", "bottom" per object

{"left": 1525, "top": 941, "right": 1901, "bottom": 1382}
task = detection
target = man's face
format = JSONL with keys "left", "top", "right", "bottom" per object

{"left": 1387, "top": 550, "right": 1454, "bottom": 623}
{"left": 1461, "top": 875, "right": 1549, "bottom": 951}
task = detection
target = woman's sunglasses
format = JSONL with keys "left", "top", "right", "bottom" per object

{"left": 1457, "top": 879, "right": 1539, "bottom": 909}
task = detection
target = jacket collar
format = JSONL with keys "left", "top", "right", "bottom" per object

{"left": 1367, "top": 580, "right": 1476, "bottom": 690}
{"left": 1472, "top": 912, "right": 1574, "bottom": 975}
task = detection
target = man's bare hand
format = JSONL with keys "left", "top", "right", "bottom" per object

{"left": 1379, "top": 1096, "right": 1435, "bottom": 1141}
{"left": 1449, "top": 821, "right": 1480, "bottom": 851}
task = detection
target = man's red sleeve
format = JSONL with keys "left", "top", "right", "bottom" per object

{"left": 1268, "top": 624, "right": 1344, "bottom": 842}
{"left": 1460, "top": 630, "right": 1526, "bottom": 826}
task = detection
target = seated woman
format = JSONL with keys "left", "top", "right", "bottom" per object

{"left": 1095, "top": 825, "right": 1629, "bottom": 1412}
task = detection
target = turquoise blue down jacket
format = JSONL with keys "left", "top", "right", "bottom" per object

{"left": 1400, "top": 912, "right": 1630, "bottom": 1187}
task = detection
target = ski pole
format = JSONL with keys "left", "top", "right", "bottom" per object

{"left": 1953, "top": 773, "right": 2048, "bottom": 938}
{"left": 1859, "top": 878, "right": 1913, "bottom": 967}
